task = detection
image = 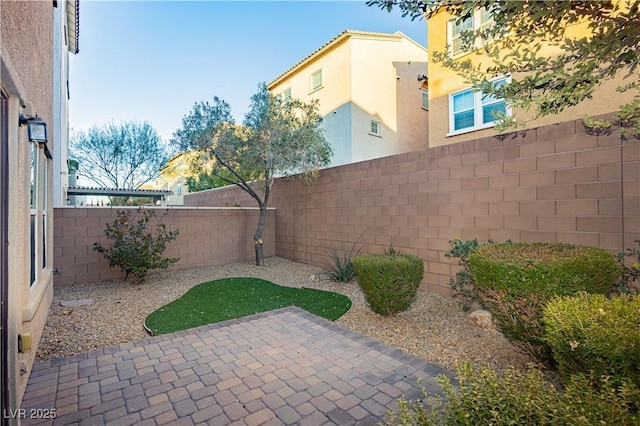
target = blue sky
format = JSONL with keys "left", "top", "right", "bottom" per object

{"left": 69, "top": 1, "right": 427, "bottom": 144}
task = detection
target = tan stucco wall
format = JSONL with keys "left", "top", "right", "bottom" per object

{"left": 350, "top": 36, "right": 428, "bottom": 161}
{"left": 1, "top": 0, "right": 55, "bottom": 414}
{"left": 269, "top": 33, "right": 428, "bottom": 166}
{"left": 427, "top": 10, "right": 637, "bottom": 146}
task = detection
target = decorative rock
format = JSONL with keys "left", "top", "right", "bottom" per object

{"left": 467, "top": 309, "right": 493, "bottom": 329}
{"left": 60, "top": 299, "right": 94, "bottom": 307}
{"left": 309, "top": 274, "right": 320, "bottom": 283}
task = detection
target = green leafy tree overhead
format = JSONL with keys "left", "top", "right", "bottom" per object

{"left": 368, "top": 0, "right": 640, "bottom": 137}
{"left": 173, "top": 98, "right": 253, "bottom": 192}
{"left": 179, "top": 83, "right": 333, "bottom": 265}
{"left": 70, "top": 121, "right": 169, "bottom": 205}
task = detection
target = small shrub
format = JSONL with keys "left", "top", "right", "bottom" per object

{"left": 468, "top": 242, "right": 619, "bottom": 361}
{"left": 351, "top": 253, "right": 423, "bottom": 315}
{"left": 445, "top": 239, "right": 496, "bottom": 310}
{"left": 544, "top": 293, "right": 640, "bottom": 386}
{"left": 323, "top": 237, "right": 362, "bottom": 283}
{"left": 93, "top": 209, "right": 179, "bottom": 283}
{"left": 386, "top": 362, "right": 640, "bottom": 426}
{"left": 614, "top": 239, "right": 640, "bottom": 294}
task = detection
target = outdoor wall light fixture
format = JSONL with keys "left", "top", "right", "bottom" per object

{"left": 19, "top": 114, "right": 52, "bottom": 158}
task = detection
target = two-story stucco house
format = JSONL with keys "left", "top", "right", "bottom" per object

{"left": 426, "top": 6, "right": 637, "bottom": 147}
{"left": 268, "top": 30, "right": 429, "bottom": 167}
{"left": 154, "top": 152, "right": 194, "bottom": 206}
{"left": 1, "top": 1, "right": 79, "bottom": 419}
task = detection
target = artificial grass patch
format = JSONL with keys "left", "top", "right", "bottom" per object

{"left": 144, "top": 277, "right": 352, "bottom": 335}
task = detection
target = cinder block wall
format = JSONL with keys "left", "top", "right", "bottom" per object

{"left": 185, "top": 119, "right": 639, "bottom": 295}
{"left": 53, "top": 207, "right": 275, "bottom": 286}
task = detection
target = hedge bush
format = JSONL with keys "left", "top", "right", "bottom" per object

{"left": 386, "top": 362, "right": 640, "bottom": 426}
{"left": 544, "top": 293, "right": 640, "bottom": 386}
{"left": 469, "top": 243, "right": 619, "bottom": 297}
{"left": 468, "top": 242, "right": 619, "bottom": 361}
{"left": 351, "top": 253, "right": 423, "bottom": 315}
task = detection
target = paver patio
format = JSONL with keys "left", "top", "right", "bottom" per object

{"left": 21, "top": 307, "right": 451, "bottom": 425}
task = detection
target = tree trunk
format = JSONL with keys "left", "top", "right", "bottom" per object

{"left": 254, "top": 204, "right": 267, "bottom": 266}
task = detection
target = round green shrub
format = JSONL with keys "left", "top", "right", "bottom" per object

{"left": 468, "top": 242, "right": 619, "bottom": 362}
{"left": 352, "top": 253, "right": 424, "bottom": 315}
{"left": 544, "top": 293, "right": 640, "bottom": 386}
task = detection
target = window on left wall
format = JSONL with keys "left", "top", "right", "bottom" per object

{"left": 30, "top": 141, "right": 47, "bottom": 287}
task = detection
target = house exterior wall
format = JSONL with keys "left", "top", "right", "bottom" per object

{"left": 52, "top": 1, "right": 72, "bottom": 207}
{"left": 53, "top": 207, "right": 276, "bottom": 286}
{"left": 1, "top": 0, "right": 55, "bottom": 415}
{"left": 270, "top": 35, "right": 353, "bottom": 166}
{"left": 185, "top": 118, "right": 639, "bottom": 296}
{"left": 426, "top": 10, "right": 637, "bottom": 147}
{"left": 349, "top": 36, "right": 428, "bottom": 161}
{"left": 269, "top": 32, "right": 428, "bottom": 167}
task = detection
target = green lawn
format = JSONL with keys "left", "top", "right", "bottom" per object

{"left": 144, "top": 277, "right": 352, "bottom": 335}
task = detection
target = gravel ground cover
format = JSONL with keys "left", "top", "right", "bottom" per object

{"left": 37, "top": 257, "right": 532, "bottom": 371}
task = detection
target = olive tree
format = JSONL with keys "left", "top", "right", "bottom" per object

{"left": 178, "top": 83, "right": 332, "bottom": 265}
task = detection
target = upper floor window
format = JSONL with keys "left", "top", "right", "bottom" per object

{"left": 282, "top": 87, "right": 292, "bottom": 102}
{"left": 422, "top": 89, "right": 429, "bottom": 110}
{"left": 449, "top": 76, "right": 509, "bottom": 135}
{"left": 310, "top": 69, "right": 323, "bottom": 92}
{"left": 447, "top": 8, "right": 495, "bottom": 56}
{"left": 369, "top": 120, "right": 381, "bottom": 136}
{"left": 176, "top": 183, "right": 183, "bottom": 196}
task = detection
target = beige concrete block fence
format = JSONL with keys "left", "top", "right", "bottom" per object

{"left": 53, "top": 207, "right": 275, "bottom": 286}
{"left": 185, "top": 118, "right": 640, "bottom": 295}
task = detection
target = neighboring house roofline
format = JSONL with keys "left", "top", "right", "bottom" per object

{"left": 267, "top": 29, "right": 427, "bottom": 89}
{"left": 66, "top": 0, "right": 80, "bottom": 54}
{"left": 160, "top": 152, "right": 186, "bottom": 172}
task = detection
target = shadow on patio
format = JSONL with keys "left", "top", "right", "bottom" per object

{"left": 22, "top": 307, "right": 450, "bottom": 426}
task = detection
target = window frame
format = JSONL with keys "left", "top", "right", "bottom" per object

{"left": 447, "top": 8, "right": 495, "bottom": 57}
{"left": 447, "top": 76, "right": 510, "bottom": 136}
{"left": 282, "top": 87, "right": 292, "bottom": 102}
{"left": 29, "top": 141, "right": 48, "bottom": 287}
{"left": 421, "top": 89, "right": 429, "bottom": 110}
{"left": 369, "top": 120, "right": 381, "bottom": 137}
{"left": 309, "top": 69, "right": 323, "bottom": 93}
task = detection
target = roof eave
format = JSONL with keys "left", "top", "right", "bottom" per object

{"left": 66, "top": 0, "right": 79, "bottom": 54}
{"left": 267, "top": 30, "right": 410, "bottom": 90}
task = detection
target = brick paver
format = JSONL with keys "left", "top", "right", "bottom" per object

{"left": 22, "top": 307, "right": 451, "bottom": 425}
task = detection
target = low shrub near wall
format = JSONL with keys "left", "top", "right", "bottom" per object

{"left": 352, "top": 253, "right": 423, "bottom": 315}
{"left": 468, "top": 243, "right": 619, "bottom": 361}
{"left": 544, "top": 293, "right": 640, "bottom": 386}
{"left": 386, "top": 362, "right": 640, "bottom": 426}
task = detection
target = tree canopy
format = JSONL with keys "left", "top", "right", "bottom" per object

{"left": 367, "top": 0, "right": 640, "bottom": 137}
{"left": 177, "top": 83, "right": 332, "bottom": 265}
{"left": 70, "top": 121, "right": 169, "bottom": 197}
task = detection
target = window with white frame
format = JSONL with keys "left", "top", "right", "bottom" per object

{"left": 177, "top": 183, "right": 183, "bottom": 196}
{"left": 369, "top": 120, "right": 381, "bottom": 136}
{"left": 422, "top": 89, "right": 429, "bottom": 109}
{"left": 447, "top": 8, "right": 495, "bottom": 56}
{"left": 282, "top": 87, "right": 292, "bottom": 102}
{"left": 310, "top": 69, "right": 322, "bottom": 92}
{"left": 449, "top": 77, "right": 509, "bottom": 134}
{"left": 30, "top": 141, "right": 48, "bottom": 286}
